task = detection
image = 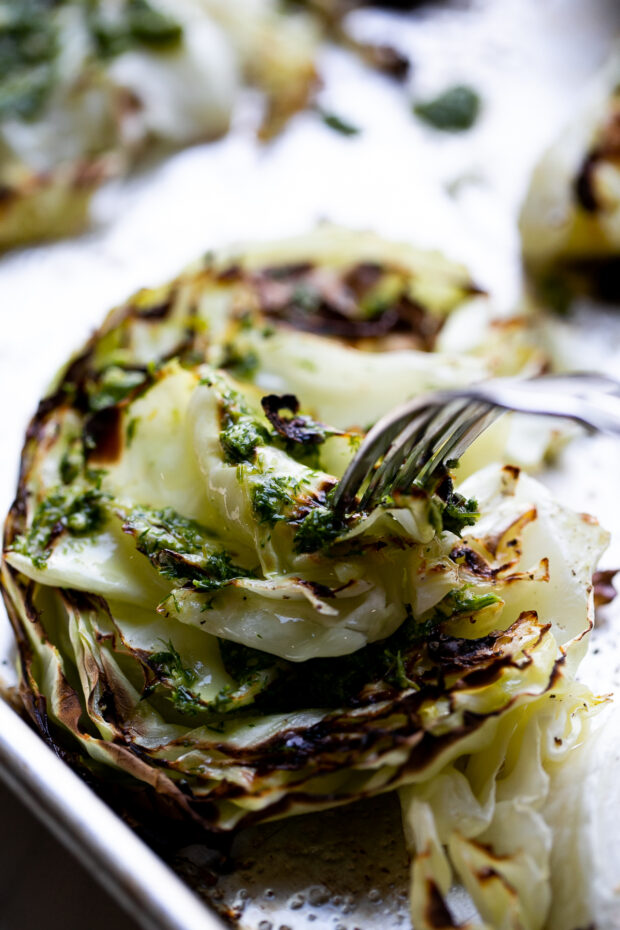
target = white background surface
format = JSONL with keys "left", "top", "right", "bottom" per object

{"left": 1, "top": 1, "right": 620, "bottom": 927}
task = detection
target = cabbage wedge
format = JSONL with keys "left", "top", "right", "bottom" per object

{"left": 520, "top": 51, "right": 620, "bottom": 305}
{"left": 1, "top": 229, "right": 607, "bottom": 928}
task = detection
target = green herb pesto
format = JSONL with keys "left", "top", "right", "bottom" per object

{"left": 123, "top": 505, "right": 214, "bottom": 556}
{"left": 87, "top": 366, "right": 147, "bottom": 412}
{"left": 447, "top": 588, "right": 501, "bottom": 614}
{"left": 414, "top": 85, "right": 481, "bottom": 132}
{"left": 13, "top": 486, "right": 107, "bottom": 568}
{"left": 59, "top": 438, "right": 86, "bottom": 485}
{"left": 122, "top": 505, "right": 253, "bottom": 590}
{"left": 441, "top": 488, "right": 479, "bottom": 535}
{"left": 210, "top": 641, "right": 280, "bottom": 712}
{"left": 146, "top": 640, "right": 202, "bottom": 716}
{"left": 218, "top": 604, "right": 437, "bottom": 713}
{"left": 147, "top": 639, "right": 279, "bottom": 717}
{"left": 209, "top": 375, "right": 272, "bottom": 464}
{"left": 293, "top": 502, "right": 346, "bottom": 554}
{"left": 219, "top": 345, "right": 259, "bottom": 380}
{"left": 0, "top": 0, "right": 183, "bottom": 122}
{"left": 191, "top": 551, "right": 244, "bottom": 591}
{"left": 429, "top": 477, "right": 479, "bottom": 537}
{"left": 220, "top": 417, "right": 268, "bottom": 464}
{"left": 0, "top": 1, "right": 59, "bottom": 120}
{"left": 86, "top": 0, "right": 183, "bottom": 60}
{"left": 251, "top": 475, "right": 295, "bottom": 526}
{"left": 215, "top": 584, "right": 500, "bottom": 715}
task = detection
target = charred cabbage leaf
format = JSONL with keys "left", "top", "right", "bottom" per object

{"left": 520, "top": 51, "right": 620, "bottom": 304}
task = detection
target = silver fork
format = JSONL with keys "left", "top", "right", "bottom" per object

{"left": 332, "top": 373, "right": 620, "bottom": 512}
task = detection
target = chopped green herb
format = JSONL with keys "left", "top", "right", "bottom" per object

{"left": 0, "top": 2, "right": 58, "bottom": 120}
{"left": 123, "top": 506, "right": 213, "bottom": 557}
{"left": 0, "top": 0, "right": 183, "bottom": 123}
{"left": 191, "top": 551, "right": 243, "bottom": 591}
{"left": 125, "top": 416, "right": 140, "bottom": 446}
{"left": 127, "top": 0, "right": 182, "bottom": 47}
{"left": 442, "top": 489, "right": 479, "bottom": 535}
{"left": 414, "top": 85, "right": 481, "bottom": 132}
{"left": 88, "top": 0, "right": 183, "bottom": 59}
{"left": 217, "top": 604, "right": 438, "bottom": 713}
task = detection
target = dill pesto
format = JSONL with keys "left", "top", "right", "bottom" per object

{"left": 145, "top": 640, "right": 202, "bottom": 716}
{"left": 87, "top": 0, "right": 183, "bottom": 59}
{"left": 219, "top": 417, "right": 268, "bottom": 464}
{"left": 0, "top": 1, "right": 59, "bottom": 120}
{"left": 59, "top": 439, "right": 86, "bottom": 485}
{"left": 121, "top": 505, "right": 253, "bottom": 590}
{"left": 250, "top": 474, "right": 296, "bottom": 525}
{"left": 87, "top": 366, "right": 148, "bottom": 412}
{"left": 12, "top": 486, "right": 107, "bottom": 568}
{"left": 293, "top": 501, "right": 346, "bottom": 553}
{"left": 428, "top": 475, "right": 479, "bottom": 536}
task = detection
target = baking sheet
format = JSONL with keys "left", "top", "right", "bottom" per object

{"left": 2, "top": 1, "right": 620, "bottom": 928}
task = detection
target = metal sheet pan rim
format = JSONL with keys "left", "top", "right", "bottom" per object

{"left": 0, "top": 698, "right": 227, "bottom": 930}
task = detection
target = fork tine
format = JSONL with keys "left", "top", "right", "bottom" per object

{"left": 335, "top": 372, "right": 620, "bottom": 518}
{"left": 391, "top": 400, "right": 480, "bottom": 495}
{"left": 415, "top": 403, "right": 500, "bottom": 487}
{"left": 359, "top": 406, "right": 440, "bottom": 508}
{"left": 332, "top": 396, "right": 442, "bottom": 508}
{"left": 390, "top": 400, "right": 478, "bottom": 495}
{"left": 361, "top": 399, "right": 473, "bottom": 509}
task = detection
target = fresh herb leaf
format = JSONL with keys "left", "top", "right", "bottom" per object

{"left": 414, "top": 85, "right": 481, "bottom": 132}
{"left": 320, "top": 110, "right": 361, "bottom": 137}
